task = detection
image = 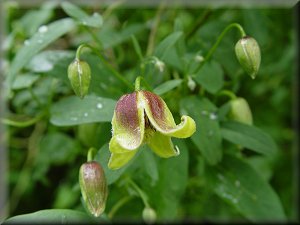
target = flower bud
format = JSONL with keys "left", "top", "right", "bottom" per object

{"left": 229, "top": 97, "right": 253, "bottom": 125}
{"left": 68, "top": 59, "right": 91, "bottom": 99}
{"left": 235, "top": 36, "right": 261, "bottom": 79}
{"left": 142, "top": 207, "right": 156, "bottom": 224}
{"left": 79, "top": 161, "right": 108, "bottom": 217}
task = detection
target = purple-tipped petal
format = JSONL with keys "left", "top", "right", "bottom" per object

{"left": 140, "top": 91, "right": 196, "bottom": 138}
{"left": 111, "top": 92, "right": 144, "bottom": 153}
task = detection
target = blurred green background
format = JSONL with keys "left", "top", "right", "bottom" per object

{"left": 1, "top": 1, "right": 298, "bottom": 223}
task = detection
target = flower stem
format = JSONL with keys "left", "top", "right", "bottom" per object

{"left": 135, "top": 76, "right": 141, "bottom": 91}
{"left": 195, "top": 23, "right": 246, "bottom": 73}
{"left": 218, "top": 90, "right": 237, "bottom": 100}
{"left": 75, "top": 44, "right": 134, "bottom": 90}
{"left": 107, "top": 195, "right": 134, "bottom": 219}
{"left": 128, "top": 178, "right": 150, "bottom": 208}
{"left": 87, "top": 147, "right": 96, "bottom": 162}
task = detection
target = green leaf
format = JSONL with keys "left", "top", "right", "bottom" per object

{"left": 27, "top": 50, "right": 74, "bottom": 73}
{"left": 50, "top": 95, "right": 116, "bottom": 126}
{"left": 207, "top": 154, "right": 286, "bottom": 222}
{"left": 181, "top": 96, "right": 222, "bottom": 165}
{"left": 153, "top": 79, "right": 182, "bottom": 95}
{"left": 140, "top": 149, "right": 159, "bottom": 185}
{"left": 221, "top": 121, "right": 277, "bottom": 156}
{"left": 194, "top": 60, "right": 224, "bottom": 94}
{"left": 150, "top": 140, "right": 189, "bottom": 219}
{"left": 99, "top": 24, "right": 146, "bottom": 49}
{"left": 61, "top": 2, "right": 102, "bottom": 28}
{"left": 3, "top": 209, "right": 95, "bottom": 224}
{"left": 7, "top": 18, "right": 76, "bottom": 88}
{"left": 12, "top": 73, "right": 39, "bottom": 90}
{"left": 154, "top": 31, "right": 183, "bottom": 60}
{"left": 95, "top": 143, "right": 135, "bottom": 185}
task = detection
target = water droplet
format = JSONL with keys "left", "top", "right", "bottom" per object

{"left": 70, "top": 117, "right": 78, "bottom": 121}
{"left": 84, "top": 112, "right": 88, "bottom": 117}
{"left": 174, "top": 145, "right": 180, "bottom": 155}
{"left": 37, "top": 39, "right": 43, "bottom": 44}
{"left": 38, "top": 25, "right": 48, "bottom": 33}
{"left": 201, "top": 110, "right": 208, "bottom": 116}
{"left": 235, "top": 180, "right": 240, "bottom": 187}
{"left": 96, "top": 103, "right": 103, "bottom": 109}
{"left": 24, "top": 40, "right": 30, "bottom": 46}
{"left": 209, "top": 112, "right": 218, "bottom": 120}
{"left": 82, "top": 21, "right": 87, "bottom": 25}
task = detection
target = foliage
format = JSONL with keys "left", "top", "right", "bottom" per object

{"left": 1, "top": 1, "right": 297, "bottom": 223}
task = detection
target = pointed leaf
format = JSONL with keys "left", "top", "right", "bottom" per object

{"left": 3, "top": 209, "right": 97, "bottom": 224}
{"left": 7, "top": 18, "right": 76, "bottom": 88}
{"left": 181, "top": 96, "right": 222, "bottom": 165}
{"left": 50, "top": 96, "right": 116, "bottom": 126}
{"left": 194, "top": 60, "right": 224, "bottom": 94}
{"left": 153, "top": 79, "right": 182, "bottom": 95}
{"left": 61, "top": 2, "right": 102, "bottom": 28}
{"left": 207, "top": 155, "right": 286, "bottom": 222}
{"left": 221, "top": 121, "right": 277, "bottom": 156}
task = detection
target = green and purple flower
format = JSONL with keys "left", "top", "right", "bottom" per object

{"left": 108, "top": 90, "right": 196, "bottom": 170}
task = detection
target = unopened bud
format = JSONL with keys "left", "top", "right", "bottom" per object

{"left": 79, "top": 161, "right": 108, "bottom": 217}
{"left": 235, "top": 36, "right": 261, "bottom": 79}
{"left": 68, "top": 59, "right": 91, "bottom": 99}
{"left": 142, "top": 207, "right": 156, "bottom": 224}
{"left": 229, "top": 97, "right": 253, "bottom": 125}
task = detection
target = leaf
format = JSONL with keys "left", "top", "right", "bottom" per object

{"left": 27, "top": 50, "right": 74, "bottom": 73}
{"left": 150, "top": 139, "right": 189, "bottom": 219}
{"left": 7, "top": 18, "right": 76, "bottom": 88}
{"left": 50, "top": 95, "right": 116, "bottom": 126}
{"left": 181, "top": 96, "right": 222, "bottom": 165}
{"left": 194, "top": 60, "right": 224, "bottom": 94}
{"left": 99, "top": 24, "right": 146, "bottom": 49}
{"left": 94, "top": 143, "right": 137, "bottom": 185}
{"left": 206, "top": 154, "right": 286, "bottom": 222}
{"left": 154, "top": 31, "right": 183, "bottom": 60}
{"left": 3, "top": 209, "right": 95, "bottom": 224}
{"left": 153, "top": 79, "right": 182, "bottom": 95}
{"left": 61, "top": 2, "right": 102, "bottom": 28}
{"left": 140, "top": 149, "right": 159, "bottom": 185}
{"left": 221, "top": 121, "right": 278, "bottom": 156}
{"left": 12, "top": 73, "right": 39, "bottom": 90}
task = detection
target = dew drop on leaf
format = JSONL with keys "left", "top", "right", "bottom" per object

{"left": 96, "top": 103, "right": 103, "bottom": 109}
{"left": 38, "top": 25, "right": 48, "bottom": 33}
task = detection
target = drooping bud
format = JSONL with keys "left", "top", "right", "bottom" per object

{"left": 142, "top": 207, "right": 156, "bottom": 224}
{"left": 235, "top": 36, "right": 261, "bottom": 79}
{"left": 79, "top": 161, "right": 108, "bottom": 217}
{"left": 68, "top": 59, "right": 91, "bottom": 99}
{"left": 229, "top": 97, "right": 253, "bottom": 125}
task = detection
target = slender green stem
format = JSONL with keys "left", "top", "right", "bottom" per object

{"left": 135, "top": 76, "right": 141, "bottom": 91}
{"left": 128, "top": 179, "right": 150, "bottom": 208}
{"left": 75, "top": 44, "right": 134, "bottom": 90}
{"left": 131, "top": 35, "right": 143, "bottom": 62}
{"left": 87, "top": 148, "right": 96, "bottom": 162}
{"left": 108, "top": 195, "right": 134, "bottom": 219}
{"left": 1, "top": 113, "right": 44, "bottom": 128}
{"left": 205, "top": 23, "right": 245, "bottom": 61}
{"left": 217, "top": 90, "right": 237, "bottom": 100}
{"left": 195, "top": 23, "right": 246, "bottom": 73}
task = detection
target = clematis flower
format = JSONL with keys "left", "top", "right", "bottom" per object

{"left": 108, "top": 90, "right": 196, "bottom": 170}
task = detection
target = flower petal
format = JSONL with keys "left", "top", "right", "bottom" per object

{"left": 140, "top": 91, "right": 196, "bottom": 138}
{"left": 110, "top": 92, "right": 144, "bottom": 153}
{"left": 148, "top": 131, "right": 179, "bottom": 158}
{"left": 108, "top": 151, "right": 137, "bottom": 170}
